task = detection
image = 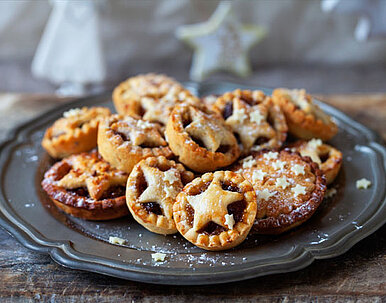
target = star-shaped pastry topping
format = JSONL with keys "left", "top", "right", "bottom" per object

{"left": 272, "top": 160, "right": 286, "bottom": 171}
{"left": 112, "top": 116, "right": 166, "bottom": 147}
{"left": 57, "top": 154, "right": 128, "bottom": 200}
{"left": 250, "top": 108, "right": 265, "bottom": 124}
{"left": 356, "top": 178, "right": 372, "bottom": 189}
{"left": 291, "top": 184, "right": 307, "bottom": 197}
{"left": 291, "top": 164, "right": 305, "bottom": 176}
{"left": 252, "top": 169, "right": 266, "bottom": 182}
{"left": 176, "top": 2, "right": 266, "bottom": 81}
{"left": 275, "top": 177, "right": 289, "bottom": 189}
{"left": 241, "top": 156, "right": 256, "bottom": 168}
{"left": 225, "top": 100, "right": 274, "bottom": 150}
{"left": 185, "top": 107, "right": 233, "bottom": 152}
{"left": 138, "top": 166, "right": 182, "bottom": 219}
{"left": 186, "top": 178, "right": 243, "bottom": 231}
{"left": 263, "top": 151, "right": 279, "bottom": 160}
{"left": 308, "top": 138, "right": 323, "bottom": 150}
{"left": 256, "top": 189, "right": 275, "bottom": 201}
{"left": 224, "top": 214, "right": 235, "bottom": 230}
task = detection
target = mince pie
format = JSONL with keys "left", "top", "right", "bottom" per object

{"left": 41, "top": 150, "right": 129, "bottom": 220}
{"left": 42, "top": 107, "right": 111, "bottom": 158}
{"left": 214, "top": 89, "right": 287, "bottom": 154}
{"left": 272, "top": 88, "right": 338, "bottom": 141}
{"left": 291, "top": 139, "right": 343, "bottom": 185}
{"left": 126, "top": 156, "right": 194, "bottom": 235}
{"left": 232, "top": 149, "right": 326, "bottom": 234}
{"left": 98, "top": 115, "right": 173, "bottom": 173}
{"left": 173, "top": 171, "right": 257, "bottom": 251}
{"left": 165, "top": 104, "right": 240, "bottom": 172}
{"left": 112, "top": 73, "right": 198, "bottom": 125}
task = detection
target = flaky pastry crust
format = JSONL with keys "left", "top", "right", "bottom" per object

{"left": 126, "top": 156, "right": 194, "bottom": 235}
{"left": 112, "top": 73, "right": 198, "bottom": 125}
{"left": 173, "top": 171, "right": 257, "bottom": 251}
{"left": 41, "top": 151, "right": 129, "bottom": 220}
{"left": 214, "top": 89, "right": 287, "bottom": 154}
{"left": 98, "top": 115, "right": 173, "bottom": 173}
{"left": 165, "top": 104, "right": 240, "bottom": 172}
{"left": 272, "top": 88, "right": 338, "bottom": 141}
{"left": 232, "top": 149, "right": 326, "bottom": 234}
{"left": 42, "top": 107, "right": 111, "bottom": 158}
{"left": 291, "top": 139, "right": 342, "bottom": 185}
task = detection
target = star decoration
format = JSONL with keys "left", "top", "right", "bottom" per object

{"left": 241, "top": 155, "right": 257, "bottom": 168}
{"left": 275, "top": 177, "right": 290, "bottom": 189}
{"left": 138, "top": 166, "right": 182, "bottom": 219}
{"left": 356, "top": 178, "right": 372, "bottom": 189}
{"left": 224, "top": 214, "right": 235, "bottom": 230}
{"left": 256, "top": 188, "right": 275, "bottom": 201}
{"left": 252, "top": 169, "right": 266, "bottom": 182}
{"left": 186, "top": 177, "right": 243, "bottom": 231}
{"left": 291, "top": 184, "right": 307, "bottom": 197}
{"left": 176, "top": 2, "right": 267, "bottom": 81}
{"left": 112, "top": 116, "right": 166, "bottom": 147}
{"left": 291, "top": 164, "right": 305, "bottom": 176}
{"left": 272, "top": 160, "right": 286, "bottom": 171}
{"left": 225, "top": 99, "right": 274, "bottom": 150}
{"left": 57, "top": 154, "right": 127, "bottom": 200}
{"left": 263, "top": 151, "right": 279, "bottom": 160}
{"left": 185, "top": 107, "right": 233, "bottom": 152}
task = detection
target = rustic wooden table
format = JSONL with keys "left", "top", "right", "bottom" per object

{"left": 0, "top": 93, "right": 385, "bottom": 302}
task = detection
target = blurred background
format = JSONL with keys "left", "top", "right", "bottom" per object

{"left": 0, "top": 0, "right": 385, "bottom": 95}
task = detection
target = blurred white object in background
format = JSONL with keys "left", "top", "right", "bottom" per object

{"left": 31, "top": 0, "right": 106, "bottom": 96}
{"left": 321, "top": 0, "right": 386, "bottom": 42}
{"left": 176, "top": 2, "right": 266, "bottom": 81}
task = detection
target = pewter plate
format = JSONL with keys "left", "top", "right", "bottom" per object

{"left": 0, "top": 82, "right": 385, "bottom": 285}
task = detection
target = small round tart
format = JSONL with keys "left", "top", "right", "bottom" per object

{"left": 165, "top": 104, "right": 240, "bottom": 172}
{"left": 214, "top": 89, "right": 288, "bottom": 154}
{"left": 42, "top": 107, "right": 111, "bottom": 158}
{"left": 173, "top": 171, "right": 257, "bottom": 251}
{"left": 232, "top": 149, "right": 326, "bottom": 234}
{"left": 98, "top": 115, "right": 173, "bottom": 173}
{"left": 126, "top": 156, "right": 194, "bottom": 235}
{"left": 41, "top": 151, "right": 129, "bottom": 220}
{"left": 112, "top": 73, "right": 198, "bottom": 125}
{"left": 291, "top": 139, "right": 343, "bottom": 185}
{"left": 272, "top": 88, "right": 338, "bottom": 141}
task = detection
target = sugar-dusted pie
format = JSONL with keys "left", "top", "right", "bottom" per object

{"left": 126, "top": 156, "right": 194, "bottom": 235}
{"left": 165, "top": 104, "right": 240, "bottom": 172}
{"left": 232, "top": 149, "right": 326, "bottom": 234}
{"left": 291, "top": 139, "right": 343, "bottom": 185}
{"left": 272, "top": 88, "right": 338, "bottom": 141}
{"left": 173, "top": 171, "right": 257, "bottom": 251}
{"left": 42, "top": 107, "right": 111, "bottom": 158}
{"left": 213, "top": 89, "right": 288, "bottom": 154}
{"left": 98, "top": 115, "right": 173, "bottom": 173}
{"left": 112, "top": 73, "right": 199, "bottom": 125}
{"left": 41, "top": 150, "right": 129, "bottom": 220}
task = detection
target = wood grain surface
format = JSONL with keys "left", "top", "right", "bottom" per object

{"left": 0, "top": 93, "right": 385, "bottom": 302}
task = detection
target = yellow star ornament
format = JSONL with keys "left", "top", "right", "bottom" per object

{"left": 176, "top": 2, "right": 267, "bottom": 81}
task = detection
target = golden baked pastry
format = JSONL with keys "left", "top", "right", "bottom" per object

{"left": 112, "top": 73, "right": 198, "bottom": 125}
{"left": 42, "top": 107, "right": 111, "bottom": 158}
{"left": 173, "top": 171, "right": 257, "bottom": 251}
{"left": 291, "top": 139, "right": 343, "bottom": 185}
{"left": 126, "top": 156, "right": 194, "bottom": 235}
{"left": 233, "top": 149, "right": 326, "bottom": 234}
{"left": 214, "top": 89, "right": 287, "bottom": 154}
{"left": 41, "top": 150, "right": 129, "bottom": 220}
{"left": 165, "top": 104, "right": 240, "bottom": 172}
{"left": 98, "top": 115, "right": 173, "bottom": 173}
{"left": 272, "top": 88, "right": 338, "bottom": 141}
